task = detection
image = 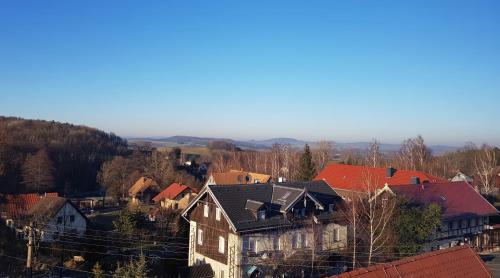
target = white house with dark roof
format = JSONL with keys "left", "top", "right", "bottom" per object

{"left": 181, "top": 181, "right": 348, "bottom": 278}
{"left": 28, "top": 196, "right": 88, "bottom": 242}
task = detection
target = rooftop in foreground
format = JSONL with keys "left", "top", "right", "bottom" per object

{"left": 332, "top": 245, "right": 493, "bottom": 278}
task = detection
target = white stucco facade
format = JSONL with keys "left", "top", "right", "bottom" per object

{"left": 38, "top": 202, "right": 87, "bottom": 242}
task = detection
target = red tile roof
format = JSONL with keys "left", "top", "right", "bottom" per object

{"left": 1, "top": 192, "right": 59, "bottom": 220}
{"left": 332, "top": 245, "right": 493, "bottom": 278}
{"left": 389, "top": 182, "right": 498, "bottom": 219}
{"left": 152, "top": 183, "right": 196, "bottom": 203}
{"left": 315, "top": 164, "right": 445, "bottom": 192}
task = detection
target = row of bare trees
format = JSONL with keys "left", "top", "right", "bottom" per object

{"left": 210, "top": 142, "right": 333, "bottom": 181}
{"left": 364, "top": 136, "right": 499, "bottom": 195}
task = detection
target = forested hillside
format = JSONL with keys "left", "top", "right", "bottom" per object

{"left": 0, "top": 116, "right": 128, "bottom": 194}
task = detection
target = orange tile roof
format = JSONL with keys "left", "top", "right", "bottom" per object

{"left": 211, "top": 170, "right": 272, "bottom": 185}
{"left": 152, "top": 183, "right": 197, "bottom": 203}
{"left": 1, "top": 192, "right": 58, "bottom": 220}
{"left": 332, "top": 245, "right": 493, "bottom": 278}
{"left": 128, "top": 177, "right": 159, "bottom": 196}
{"left": 314, "top": 164, "right": 445, "bottom": 192}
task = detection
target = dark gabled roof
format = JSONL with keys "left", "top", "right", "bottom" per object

{"left": 332, "top": 245, "right": 492, "bottom": 278}
{"left": 205, "top": 180, "right": 341, "bottom": 232}
{"left": 389, "top": 181, "right": 498, "bottom": 220}
{"left": 271, "top": 185, "right": 304, "bottom": 211}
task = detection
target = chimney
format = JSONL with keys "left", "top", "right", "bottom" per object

{"left": 386, "top": 167, "right": 396, "bottom": 178}
{"left": 410, "top": 177, "right": 420, "bottom": 185}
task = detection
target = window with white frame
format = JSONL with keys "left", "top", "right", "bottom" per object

{"left": 218, "top": 236, "right": 225, "bottom": 254}
{"left": 216, "top": 207, "right": 221, "bottom": 221}
{"left": 197, "top": 229, "right": 203, "bottom": 245}
{"left": 220, "top": 270, "right": 224, "bottom": 278}
{"left": 203, "top": 204, "right": 209, "bottom": 217}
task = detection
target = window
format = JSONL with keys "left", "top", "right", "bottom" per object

{"left": 57, "top": 217, "right": 63, "bottom": 224}
{"left": 220, "top": 270, "right": 224, "bottom": 278}
{"left": 69, "top": 215, "right": 75, "bottom": 222}
{"left": 293, "top": 234, "right": 302, "bottom": 249}
{"left": 216, "top": 207, "right": 221, "bottom": 221}
{"left": 248, "top": 237, "right": 257, "bottom": 253}
{"left": 301, "top": 208, "right": 306, "bottom": 217}
{"left": 258, "top": 210, "right": 266, "bottom": 220}
{"left": 273, "top": 237, "right": 280, "bottom": 250}
{"left": 218, "top": 236, "right": 225, "bottom": 254}
{"left": 479, "top": 217, "right": 484, "bottom": 225}
{"left": 303, "top": 233, "right": 308, "bottom": 247}
{"left": 197, "top": 229, "right": 203, "bottom": 245}
{"left": 203, "top": 204, "right": 209, "bottom": 217}
{"left": 333, "top": 228, "right": 340, "bottom": 242}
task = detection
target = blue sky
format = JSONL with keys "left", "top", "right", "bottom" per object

{"left": 1, "top": 1, "right": 499, "bottom": 145}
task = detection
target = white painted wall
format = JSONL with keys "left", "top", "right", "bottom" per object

{"left": 39, "top": 202, "right": 87, "bottom": 242}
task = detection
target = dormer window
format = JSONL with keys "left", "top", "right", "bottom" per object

{"left": 258, "top": 210, "right": 266, "bottom": 220}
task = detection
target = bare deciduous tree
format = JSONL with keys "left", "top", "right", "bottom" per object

{"left": 339, "top": 193, "right": 362, "bottom": 269}
{"left": 314, "top": 141, "right": 332, "bottom": 171}
{"left": 22, "top": 149, "right": 54, "bottom": 192}
{"left": 397, "top": 135, "right": 432, "bottom": 171}
{"left": 366, "top": 139, "right": 382, "bottom": 168}
{"left": 98, "top": 156, "right": 132, "bottom": 199}
{"left": 358, "top": 173, "right": 396, "bottom": 266}
{"left": 474, "top": 144, "right": 498, "bottom": 195}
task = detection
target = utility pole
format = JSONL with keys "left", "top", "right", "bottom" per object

{"left": 26, "top": 222, "right": 34, "bottom": 278}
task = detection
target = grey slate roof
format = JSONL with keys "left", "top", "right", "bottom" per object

{"left": 208, "top": 180, "right": 342, "bottom": 232}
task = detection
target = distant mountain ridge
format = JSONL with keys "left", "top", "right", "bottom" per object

{"left": 128, "top": 136, "right": 460, "bottom": 155}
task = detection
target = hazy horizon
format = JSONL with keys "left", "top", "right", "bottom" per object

{"left": 1, "top": 1, "right": 499, "bottom": 146}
